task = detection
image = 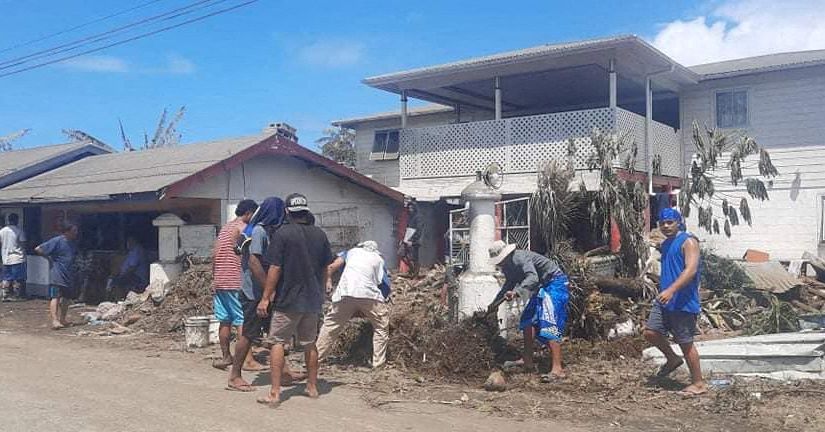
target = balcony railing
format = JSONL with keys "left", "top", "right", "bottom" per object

{"left": 398, "top": 107, "right": 681, "bottom": 179}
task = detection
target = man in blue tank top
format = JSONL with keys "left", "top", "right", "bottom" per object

{"left": 643, "top": 207, "right": 706, "bottom": 396}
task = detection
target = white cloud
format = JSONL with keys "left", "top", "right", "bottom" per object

{"left": 158, "top": 54, "right": 196, "bottom": 75}
{"left": 59, "top": 55, "right": 129, "bottom": 73}
{"left": 652, "top": 0, "right": 825, "bottom": 66}
{"left": 297, "top": 39, "right": 365, "bottom": 68}
{"left": 57, "top": 53, "right": 196, "bottom": 75}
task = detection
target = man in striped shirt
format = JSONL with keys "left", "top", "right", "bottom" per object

{"left": 212, "top": 199, "right": 259, "bottom": 370}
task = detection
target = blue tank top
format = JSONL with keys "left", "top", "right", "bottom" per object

{"left": 659, "top": 231, "right": 701, "bottom": 314}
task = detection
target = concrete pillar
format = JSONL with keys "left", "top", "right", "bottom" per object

{"left": 456, "top": 174, "right": 502, "bottom": 319}
{"left": 494, "top": 76, "right": 502, "bottom": 120}
{"left": 400, "top": 90, "right": 408, "bottom": 128}
{"left": 151, "top": 213, "right": 186, "bottom": 287}
{"left": 645, "top": 77, "right": 653, "bottom": 194}
{"left": 609, "top": 59, "right": 617, "bottom": 109}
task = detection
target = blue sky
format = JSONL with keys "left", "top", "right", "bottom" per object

{"left": 1, "top": 0, "right": 824, "bottom": 151}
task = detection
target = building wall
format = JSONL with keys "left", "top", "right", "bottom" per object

{"left": 351, "top": 108, "right": 494, "bottom": 187}
{"left": 179, "top": 155, "right": 401, "bottom": 267}
{"left": 680, "top": 66, "right": 825, "bottom": 260}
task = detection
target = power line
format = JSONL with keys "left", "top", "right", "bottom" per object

{"left": 0, "top": 0, "right": 229, "bottom": 70}
{"left": 0, "top": 0, "right": 259, "bottom": 79}
{"left": 0, "top": 0, "right": 167, "bottom": 54}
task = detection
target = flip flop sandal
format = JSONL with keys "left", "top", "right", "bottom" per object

{"left": 655, "top": 359, "right": 684, "bottom": 377}
{"left": 540, "top": 373, "right": 565, "bottom": 383}
{"left": 256, "top": 395, "right": 281, "bottom": 408}
{"left": 225, "top": 383, "right": 255, "bottom": 392}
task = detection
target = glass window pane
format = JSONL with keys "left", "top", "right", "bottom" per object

{"left": 385, "top": 131, "right": 400, "bottom": 154}
{"left": 371, "top": 132, "right": 387, "bottom": 154}
{"left": 716, "top": 90, "right": 747, "bottom": 128}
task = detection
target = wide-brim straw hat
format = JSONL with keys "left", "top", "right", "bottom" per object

{"left": 489, "top": 240, "right": 517, "bottom": 266}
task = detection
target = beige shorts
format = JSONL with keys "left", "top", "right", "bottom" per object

{"left": 267, "top": 311, "right": 319, "bottom": 347}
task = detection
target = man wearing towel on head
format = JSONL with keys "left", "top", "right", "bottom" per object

{"left": 643, "top": 207, "right": 706, "bottom": 396}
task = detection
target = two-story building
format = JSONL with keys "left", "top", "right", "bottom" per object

{"left": 334, "top": 35, "right": 825, "bottom": 264}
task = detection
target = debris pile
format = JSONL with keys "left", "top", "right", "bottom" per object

{"left": 120, "top": 261, "right": 213, "bottom": 333}
{"left": 329, "top": 265, "right": 515, "bottom": 378}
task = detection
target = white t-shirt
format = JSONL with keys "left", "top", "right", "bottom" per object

{"left": 332, "top": 247, "right": 386, "bottom": 303}
{"left": 0, "top": 225, "right": 26, "bottom": 265}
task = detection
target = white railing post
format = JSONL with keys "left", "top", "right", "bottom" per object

{"left": 645, "top": 77, "right": 653, "bottom": 195}
{"left": 494, "top": 76, "right": 502, "bottom": 120}
{"left": 400, "top": 90, "right": 408, "bottom": 129}
{"left": 609, "top": 58, "right": 617, "bottom": 110}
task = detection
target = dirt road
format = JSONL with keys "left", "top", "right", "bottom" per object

{"left": 0, "top": 331, "right": 585, "bottom": 432}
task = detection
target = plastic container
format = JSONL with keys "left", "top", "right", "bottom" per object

{"left": 208, "top": 316, "right": 220, "bottom": 345}
{"left": 183, "top": 315, "right": 210, "bottom": 348}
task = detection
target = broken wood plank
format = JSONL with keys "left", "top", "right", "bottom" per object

{"left": 791, "top": 300, "right": 820, "bottom": 314}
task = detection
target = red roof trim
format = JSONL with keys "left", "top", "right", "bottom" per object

{"left": 164, "top": 135, "right": 405, "bottom": 203}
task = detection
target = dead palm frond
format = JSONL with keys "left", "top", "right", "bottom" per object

{"left": 0, "top": 128, "right": 30, "bottom": 151}
{"left": 62, "top": 129, "right": 106, "bottom": 147}
{"left": 118, "top": 118, "right": 133, "bottom": 151}
{"left": 531, "top": 160, "right": 578, "bottom": 256}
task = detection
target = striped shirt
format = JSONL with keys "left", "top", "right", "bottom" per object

{"left": 212, "top": 218, "right": 245, "bottom": 290}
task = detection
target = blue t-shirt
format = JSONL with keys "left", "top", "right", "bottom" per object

{"left": 659, "top": 231, "right": 701, "bottom": 314}
{"left": 38, "top": 235, "right": 77, "bottom": 288}
{"left": 241, "top": 225, "right": 269, "bottom": 300}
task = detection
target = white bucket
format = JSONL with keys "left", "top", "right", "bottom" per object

{"left": 184, "top": 315, "right": 211, "bottom": 348}
{"left": 208, "top": 316, "right": 220, "bottom": 345}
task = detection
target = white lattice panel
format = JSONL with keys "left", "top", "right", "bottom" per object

{"left": 651, "top": 121, "right": 681, "bottom": 177}
{"left": 508, "top": 108, "right": 613, "bottom": 171}
{"left": 399, "top": 107, "right": 681, "bottom": 180}
{"left": 615, "top": 109, "right": 647, "bottom": 172}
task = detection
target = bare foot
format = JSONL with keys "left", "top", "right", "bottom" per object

{"left": 51, "top": 321, "right": 65, "bottom": 330}
{"left": 678, "top": 383, "right": 708, "bottom": 396}
{"left": 256, "top": 393, "right": 281, "bottom": 408}
{"left": 212, "top": 357, "right": 233, "bottom": 370}
{"left": 304, "top": 386, "right": 319, "bottom": 399}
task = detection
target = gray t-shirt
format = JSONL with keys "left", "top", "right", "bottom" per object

{"left": 37, "top": 235, "right": 77, "bottom": 288}
{"left": 241, "top": 225, "right": 269, "bottom": 300}
{"left": 500, "top": 250, "right": 562, "bottom": 297}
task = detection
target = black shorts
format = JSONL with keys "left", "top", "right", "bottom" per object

{"left": 240, "top": 292, "right": 271, "bottom": 342}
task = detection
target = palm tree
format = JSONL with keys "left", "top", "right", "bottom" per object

{"left": 316, "top": 126, "right": 356, "bottom": 167}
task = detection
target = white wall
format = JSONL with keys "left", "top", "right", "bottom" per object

{"left": 680, "top": 66, "right": 825, "bottom": 260}
{"left": 179, "top": 155, "right": 400, "bottom": 267}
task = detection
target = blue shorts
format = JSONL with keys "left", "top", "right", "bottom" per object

{"left": 48, "top": 285, "right": 78, "bottom": 300}
{"left": 214, "top": 290, "right": 244, "bottom": 326}
{"left": 645, "top": 302, "right": 699, "bottom": 344}
{"left": 2, "top": 263, "right": 26, "bottom": 282}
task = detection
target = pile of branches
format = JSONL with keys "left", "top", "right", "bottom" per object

{"left": 328, "top": 266, "right": 514, "bottom": 378}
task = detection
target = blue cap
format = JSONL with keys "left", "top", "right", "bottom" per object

{"left": 659, "top": 207, "right": 683, "bottom": 223}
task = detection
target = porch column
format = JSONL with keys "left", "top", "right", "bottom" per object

{"left": 400, "top": 90, "right": 408, "bottom": 128}
{"left": 608, "top": 59, "right": 617, "bottom": 109}
{"left": 645, "top": 77, "right": 653, "bottom": 194}
{"left": 494, "top": 76, "right": 502, "bottom": 120}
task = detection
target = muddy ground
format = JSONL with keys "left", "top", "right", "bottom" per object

{"left": 2, "top": 299, "right": 823, "bottom": 432}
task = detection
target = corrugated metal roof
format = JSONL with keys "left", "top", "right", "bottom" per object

{"left": 332, "top": 104, "right": 454, "bottom": 127}
{"left": 364, "top": 35, "right": 635, "bottom": 85}
{"left": 689, "top": 49, "right": 825, "bottom": 80}
{"left": 738, "top": 261, "right": 802, "bottom": 294}
{"left": 0, "top": 142, "right": 100, "bottom": 178}
{"left": 0, "top": 135, "right": 265, "bottom": 203}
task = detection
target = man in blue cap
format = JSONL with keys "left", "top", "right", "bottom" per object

{"left": 643, "top": 207, "right": 706, "bottom": 396}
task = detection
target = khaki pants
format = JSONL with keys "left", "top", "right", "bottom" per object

{"left": 316, "top": 297, "right": 390, "bottom": 368}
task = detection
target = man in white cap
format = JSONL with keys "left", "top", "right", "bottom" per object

{"left": 316, "top": 240, "right": 391, "bottom": 368}
{"left": 487, "top": 240, "right": 570, "bottom": 381}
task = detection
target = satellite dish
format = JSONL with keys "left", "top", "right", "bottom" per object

{"left": 482, "top": 162, "right": 504, "bottom": 190}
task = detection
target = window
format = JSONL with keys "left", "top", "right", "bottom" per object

{"left": 715, "top": 89, "right": 748, "bottom": 128}
{"left": 370, "top": 130, "right": 400, "bottom": 161}
{"left": 820, "top": 196, "right": 825, "bottom": 243}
